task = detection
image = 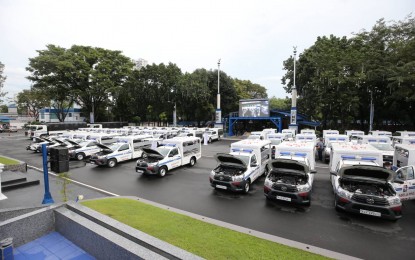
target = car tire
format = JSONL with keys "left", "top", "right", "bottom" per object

{"left": 108, "top": 159, "right": 117, "bottom": 168}
{"left": 76, "top": 153, "right": 85, "bottom": 161}
{"left": 243, "top": 180, "right": 250, "bottom": 194}
{"left": 158, "top": 166, "right": 167, "bottom": 177}
{"left": 189, "top": 157, "right": 196, "bottom": 167}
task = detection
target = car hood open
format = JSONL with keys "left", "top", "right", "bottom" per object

{"left": 270, "top": 158, "right": 309, "bottom": 176}
{"left": 214, "top": 153, "right": 247, "bottom": 169}
{"left": 338, "top": 165, "right": 394, "bottom": 182}
{"left": 95, "top": 143, "right": 113, "bottom": 152}
{"left": 142, "top": 147, "right": 164, "bottom": 157}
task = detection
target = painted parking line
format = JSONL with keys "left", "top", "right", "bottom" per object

{"left": 28, "top": 165, "right": 120, "bottom": 197}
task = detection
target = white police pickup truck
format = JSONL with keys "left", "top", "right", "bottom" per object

{"left": 210, "top": 139, "right": 271, "bottom": 193}
{"left": 90, "top": 135, "right": 151, "bottom": 167}
{"left": 135, "top": 136, "right": 201, "bottom": 177}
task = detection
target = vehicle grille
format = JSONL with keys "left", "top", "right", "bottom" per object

{"left": 214, "top": 174, "right": 232, "bottom": 182}
{"left": 272, "top": 184, "right": 298, "bottom": 192}
{"left": 136, "top": 161, "right": 148, "bottom": 167}
{"left": 352, "top": 194, "right": 389, "bottom": 206}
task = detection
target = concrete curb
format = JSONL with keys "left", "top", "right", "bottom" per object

{"left": 0, "top": 155, "right": 27, "bottom": 172}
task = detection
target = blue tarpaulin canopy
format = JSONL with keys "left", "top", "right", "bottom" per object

{"left": 0, "top": 116, "right": 15, "bottom": 122}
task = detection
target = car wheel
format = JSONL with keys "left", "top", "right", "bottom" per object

{"left": 76, "top": 153, "right": 85, "bottom": 161}
{"left": 189, "top": 157, "right": 196, "bottom": 167}
{"left": 158, "top": 166, "right": 167, "bottom": 177}
{"left": 243, "top": 180, "right": 250, "bottom": 194}
{"left": 108, "top": 159, "right": 117, "bottom": 168}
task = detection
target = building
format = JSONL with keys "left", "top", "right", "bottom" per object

{"left": 39, "top": 107, "right": 85, "bottom": 123}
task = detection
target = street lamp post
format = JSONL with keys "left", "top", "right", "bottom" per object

{"left": 289, "top": 47, "right": 298, "bottom": 133}
{"left": 215, "top": 59, "right": 222, "bottom": 125}
{"left": 369, "top": 90, "right": 374, "bottom": 132}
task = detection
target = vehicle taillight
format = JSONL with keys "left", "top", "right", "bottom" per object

{"left": 231, "top": 182, "right": 241, "bottom": 187}
{"left": 147, "top": 166, "right": 154, "bottom": 171}
{"left": 298, "top": 192, "right": 308, "bottom": 198}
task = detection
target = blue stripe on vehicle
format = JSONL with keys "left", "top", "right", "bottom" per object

{"left": 159, "top": 157, "right": 182, "bottom": 166}
{"left": 395, "top": 188, "right": 403, "bottom": 191}
{"left": 243, "top": 167, "right": 259, "bottom": 181}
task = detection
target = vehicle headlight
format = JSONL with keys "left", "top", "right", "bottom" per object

{"left": 337, "top": 188, "right": 353, "bottom": 199}
{"left": 264, "top": 178, "right": 273, "bottom": 187}
{"left": 297, "top": 183, "right": 311, "bottom": 192}
{"left": 210, "top": 171, "right": 216, "bottom": 178}
{"left": 232, "top": 175, "right": 244, "bottom": 182}
{"left": 388, "top": 197, "right": 401, "bottom": 206}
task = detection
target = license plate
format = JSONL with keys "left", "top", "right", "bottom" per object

{"left": 216, "top": 185, "right": 227, "bottom": 190}
{"left": 136, "top": 170, "right": 143, "bottom": 173}
{"left": 276, "top": 196, "right": 291, "bottom": 202}
{"left": 359, "top": 209, "right": 381, "bottom": 217}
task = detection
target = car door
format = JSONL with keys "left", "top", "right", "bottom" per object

{"left": 393, "top": 166, "right": 415, "bottom": 201}
{"left": 117, "top": 144, "right": 131, "bottom": 161}
{"left": 250, "top": 155, "right": 260, "bottom": 181}
{"left": 167, "top": 148, "right": 181, "bottom": 169}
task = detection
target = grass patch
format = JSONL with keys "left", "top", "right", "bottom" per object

{"left": 82, "top": 198, "right": 327, "bottom": 260}
{"left": 0, "top": 156, "right": 19, "bottom": 165}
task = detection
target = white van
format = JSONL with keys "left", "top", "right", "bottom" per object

{"left": 368, "top": 130, "right": 392, "bottom": 137}
{"left": 274, "top": 141, "right": 316, "bottom": 170}
{"left": 392, "top": 136, "right": 415, "bottom": 147}
{"left": 323, "top": 135, "right": 349, "bottom": 163}
{"left": 295, "top": 134, "right": 317, "bottom": 144}
{"left": 210, "top": 139, "right": 271, "bottom": 193}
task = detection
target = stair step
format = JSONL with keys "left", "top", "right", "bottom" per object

{"left": 2, "top": 180, "right": 40, "bottom": 191}
{"left": 1, "top": 177, "right": 27, "bottom": 186}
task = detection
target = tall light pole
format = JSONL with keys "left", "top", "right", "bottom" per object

{"left": 215, "top": 59, "right": 222, "bottom": 125}
{"left": 369, "top": 89, "right": 374, "bottom": 132}
{"left": 289, "top": 47, "right": 298, "bottom": 133}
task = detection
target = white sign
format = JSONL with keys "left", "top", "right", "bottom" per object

{"left": 290, "top": 109, "right": 297, "bottom": 125}
{"left": 215, "top": 110, "right": 222, "bottom": 123}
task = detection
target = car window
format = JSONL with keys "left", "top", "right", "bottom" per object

{"left": 251, "top": 155, "right": 257, "bottom": 165}
{"left": 170, "top": 148, "right": 178, "bottom": 156}
{"left": 397, "top": 166, "right": 415, "bottom": 180}
{"left": 119, "top": 144, "right": 129, "bottom": 151}
{"left": 87, "top": 142, "right": 96, "bottom": 147}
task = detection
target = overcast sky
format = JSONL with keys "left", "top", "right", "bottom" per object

{"left": 0, "top": 0, "right": 413, "bottom": 103}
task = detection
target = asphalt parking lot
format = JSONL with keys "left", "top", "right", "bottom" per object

{"left": 1, "top": 132, "right": 415, "bottom": 260}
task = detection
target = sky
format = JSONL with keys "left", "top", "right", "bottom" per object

{"left": 0, "top": 0, "right": 413, "bottom": 103}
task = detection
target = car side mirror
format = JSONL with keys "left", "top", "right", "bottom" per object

{"left": 310, "top": 170, "right": 317, "bottom": 174}
{"left": 394, "top": 178, "right": 404, "bottom": 184}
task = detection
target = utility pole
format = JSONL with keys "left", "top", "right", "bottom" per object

{"left": 289, "top": 47, "right": 298, "bottom": 134}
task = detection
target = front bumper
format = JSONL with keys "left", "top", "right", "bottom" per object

{"left": 135, "top": 165, "right": 160, "bottom": 175}
{"left": 90, "top": 158, "right": 108, "bottom": 166}
{"left": 209, "top": 178, "right": 248, "bottom": 192}
{"left": 334, "top": 194, "right": 402, "bottom": 220}
{"left": 264, "top": 186, "right": 311, "bottom": 205}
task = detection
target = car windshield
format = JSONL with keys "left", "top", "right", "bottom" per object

{"left": 270, "top": 139, "right": 282, "bottom": 145}
{"left": 342, "top": 160, "right": 378, "bottom": 167}
{"left": 371, "top": 143, "right": 393, "bottom": 151}
{"left": 155, "top": 147, "right": 171, "bottom": 157}
{"left": 78, "top": 141, "right": 91, "bottom": 147}
{"left": 232, "top": 154, "right": 250, "bottom": 165}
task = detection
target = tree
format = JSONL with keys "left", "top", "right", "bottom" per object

{"left": 233, "top": 79, "right": 268, "bottom": 99}
{"left": 0, "top": 105, "right": 7, "bottom": 113}
{"left": 26, "top": 44, "right": 134, "bottom": 122}
{"left": 269, "top": 97, "right": 290, "bottom": 110}
{"left": 0, "top": 61, "right": 7, "bottom": 103}
{"left": 16, "top": 89, "right": 50, "bottom": 121}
